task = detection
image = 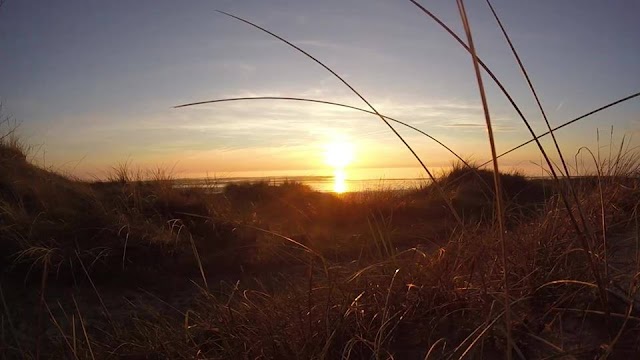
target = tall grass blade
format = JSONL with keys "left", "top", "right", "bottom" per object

{"left": 75, "top": 252, "right": 116, "bottom": 332}
{"left": 601, "top": 285, "right": 638, "bottom": 358}
{"left": 72, "top": 295, "right": 95, "bottom": 360}
{"left": 0, "top": 285, "right": 24, "bottom": 356}
{"left": 451, "top": 311, "right": 504, "bottom": 359}
{"left": 188, "top": 235, "right": 209, "bottom": 292}
{"left": 424, "top": 338, "right": 446, "bottom": 359}
{"left": 577, "top": 146, "right": 609, "bottom": 280}
{"left": 455, "top": 1, "right": 511, "bottom": 358}
{"left": 44, "top": 302, "right": 79, "bottom": 360}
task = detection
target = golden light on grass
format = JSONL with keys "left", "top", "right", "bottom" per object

{"left": 323, "top": 137, "right": 354, "bottom": 193}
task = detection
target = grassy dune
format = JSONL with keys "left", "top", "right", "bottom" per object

{"left": 2, "top": 134, "right": 640, "bottom": 358}
{"left": 3, "top": 1, "right": 640, "bottom": 358}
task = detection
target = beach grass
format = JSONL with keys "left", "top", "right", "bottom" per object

{"left": 3, "top": 124, "right": 640, "bottom": 358}
{"left": 2, "top": 1, "right": 640, "bottom": 358}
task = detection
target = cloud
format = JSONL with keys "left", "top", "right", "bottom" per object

{"left": 438, "top": 122, "right": 516, "bottom": 132}
{"left": 218, "top": 61, "right": 257, "bottom": 75}
{"left": 442, "top": 123, "right": 485, "bottom": 128}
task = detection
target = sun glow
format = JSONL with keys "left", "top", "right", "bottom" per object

{"left": 324, "top": 137, "right": 355, "bottom": 193}
{"left": 333, "top": 169, "right": 347, "bottom": 193}
{"left": 324, "top": 139, "right": 354, "bottom": 169}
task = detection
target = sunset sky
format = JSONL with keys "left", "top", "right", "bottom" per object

{"left": 1, "top": 0, "right": 639, "bottom": 180}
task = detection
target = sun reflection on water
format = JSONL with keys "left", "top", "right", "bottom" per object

{"left": 323, "top": 136, "right": 354, "bottom": 194}
{"left": 333, "top": 169, "right": 347, "bottom": 193}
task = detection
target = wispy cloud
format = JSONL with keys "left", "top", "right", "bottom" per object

{"left": 442, "top": 123, "right": 485, "bottom": 128}
{"left": 438, "top": 122, "right": 516, "bottom": 132}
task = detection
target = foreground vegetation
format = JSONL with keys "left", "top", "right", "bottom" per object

{"left": 3, "top": 1, "right": 640, "bottom": 358}
{"left": 2, "top": 133, "right": 640, "bottom": 359}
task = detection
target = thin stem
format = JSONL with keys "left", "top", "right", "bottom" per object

{"left": 456, "top": 1, "right": 511, "bottom": 358}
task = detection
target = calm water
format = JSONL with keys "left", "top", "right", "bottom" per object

{"left": 175, "top": 175, "right": 428, "bottom": 193}
{"left": 174, "top": 166, "right": 546, "bottom": 193}
{"left": 175, "top": 167, "right": 431, "bottom": 193}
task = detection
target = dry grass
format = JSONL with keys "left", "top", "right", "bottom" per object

{"left": 3, "top": 1, "right": 640, "bottom": 359}
{"left": 2, "top": 137, "right": 640, "bottom": 358}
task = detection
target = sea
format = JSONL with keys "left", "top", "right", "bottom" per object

{"left": 174, "top": 167, "right": 433, "bottom": 193}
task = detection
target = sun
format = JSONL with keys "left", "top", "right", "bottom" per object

{"left": 324, "top": 139, "right": 354, "bottom": 169}
{"left": 323, "top": 137, "right": 355, "bottom": 193}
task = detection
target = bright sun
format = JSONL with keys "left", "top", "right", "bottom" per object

{"left": 323, "top": 138, "right": 355, "bottom": 193}
{"left": 324, "top": 139, "right": 354, "bottom": 169}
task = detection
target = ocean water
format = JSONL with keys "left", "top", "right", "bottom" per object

{"left": 175, "top": 175, "right": 428, "bottom": 193}
{"left": 175, "top": 167, "right": 432, "bottom": 193}
{"left": 173, "top": 166, "right": 548, "bottom": 193}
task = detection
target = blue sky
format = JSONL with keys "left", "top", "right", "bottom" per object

{"left": 0, "top": 0, "right": 639, "bottom": 179}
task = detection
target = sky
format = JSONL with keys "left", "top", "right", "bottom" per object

{"left": 0, "top": 0, "right": 639, "bottom": 180}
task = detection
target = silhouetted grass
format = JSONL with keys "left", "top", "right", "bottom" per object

{"left": 3, "top": 1, "right": 640, "bottom": 359}
{"left": 3, "top": 137, "right": 640, "bottom": 358}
